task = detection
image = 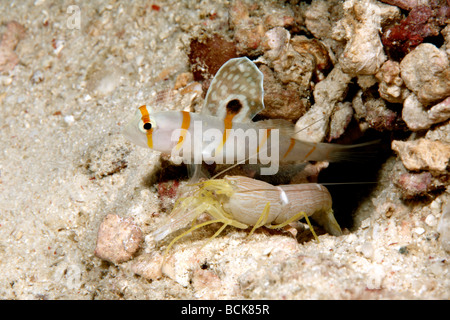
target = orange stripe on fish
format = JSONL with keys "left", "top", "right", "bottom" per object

{"left": 283, "top": 138, "right": 296, "bottom": 159}
{"left": 139, "top": 105, "right": 150, "bottom": 123}
{"left": 257, "top": 129, "right": 271, "bottom": 153}
{"left": 139, "top": 105, "right": 153, "bottom": 149}
{"left": 175, "top": 111, "right": 191, "bottom": 150}
{"left": 304, "top": 144, "right": 317, "bottom": 160}
{"left": 216, "top": 111, "right": 236, "bottom": 154}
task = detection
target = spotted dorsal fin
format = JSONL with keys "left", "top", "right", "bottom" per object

{"left": 202, "top": 57, "right": 264, "bottom": 122}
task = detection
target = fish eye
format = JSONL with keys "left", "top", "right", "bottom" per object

{"left": 138, "top": 119, "right": 156, "bottom": 133}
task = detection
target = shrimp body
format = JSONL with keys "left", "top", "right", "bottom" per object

{"left": 219, "top": 176, "right": 333, "bottom": 227}
{"left": 153, "top": 176, "right": 342, "bottom": 255}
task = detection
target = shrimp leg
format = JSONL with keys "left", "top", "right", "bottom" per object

{"left": 266, "top": 210, "right": 320, "bottom": 242}
{"left": 248, "top": 202, "right": 271, "bottom": 236}
{"left": 163, "top": 218, "right": 226, "bottom": 258}
{"left": 163, "top": 196, "right": 250, "bottom": 258}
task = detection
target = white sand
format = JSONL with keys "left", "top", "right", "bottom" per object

{"left": 0, "top": 0, "right": 448, "bottom": 299}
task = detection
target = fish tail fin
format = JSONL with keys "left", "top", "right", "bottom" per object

{"left": 324, "top": 140, "right": 381, "bottom": 163}
{"left": 294, "top": 139, "right": 381, "bottom": 163}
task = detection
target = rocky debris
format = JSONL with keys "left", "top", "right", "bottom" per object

{"left": 379, "top": 0, "right": 430, "bottom": 10}
{"left": 437, "top": 202, "right": 450, "bottom": 253}
{"left": 191, "top": 267, "right": 224, "bottom": 299}
{"left": 375, "top": 60, "right": 410, "bottom": 103}
{"left": 291, "top": 36, "right": 332, "bottom": 81}
{"left": 353, "top": 90, "right": 402, "bottom": 133}
{"left": 399, "top": 43, "right": 450, "bottom": 105}
{"left": 337, "top": 0, "right": 400, "bottom": 75}
{"left": 392, "top": 138, "right": 450, "bottom": 173}
{"left": 294, "top": 64, "right": 352, "bottom": 142}
{"left": 428, "top": 96, "right": 450, "bottom": 124}
{"left": 160, "top": 247, "right": 205, "bottom": 288}
{"left": 188, "top": 34, "right": 238, "bottom": 81}
{"left": 262, "top": 4, "right": 296, "bottom": 30}
{"left": 305, "top": 0, "right": 338, "bottom": 40}
{"left": 402, "top": 93, "right": 435, "bottom": 130}
{"left": 269, "top": 41, "right": 315, "bottom": 90}
{"left": 257, "top": 65, "right": 309, "bottom": 121}
{"left": 257, "top": 26, "right": 336, "bottom": 122}
{"left": 260, "top": 27, "right": 317, "bottom": 92}
{"left": 130, "top": 252, "right": 163, "bottom": 280}
{"left": 364, "top": 96, "right": 398, "bottom": 131}
{"left": 229, "top": 0, "right": 266, "bottom": 57}
{"left": 443, "top": 24, "right": 450, "bottom": 57}
{"left": 381, "top": 1, "right": 450, "bottom": 60}
{"left": 262, "top": 26, "right": 290, "bottom": 62}
{"left": 394, "top": 171, "right": 434, "bottom": 199}
{"left": 0, "top": 21, "right": 25, "bottom": 72}
{"left": 174, "top": 72, "right": 194, "bottom": 90}
{"left": 426, "top": 121, "right": 450, "bottom": 143}
{"left": 305, "top": 0, "right": 345, "bottom": 57}
{"left": 328, "top": 102, "right": 354, "bottom": 141}
{"left": 402, "top": 94, "right": 450, "bottom": 131}
{"left": 228, "top": 0, "right": 297, "bottom": 57}
{"left": 94, "top": 214, "right": 143, "bottom": 264}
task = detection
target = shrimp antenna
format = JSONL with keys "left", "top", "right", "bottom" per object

{"left": 292, "top": 115, "right": 327, "bottom": 136}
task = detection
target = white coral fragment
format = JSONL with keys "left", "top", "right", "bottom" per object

{"left": 403, "top": 94, "right": 450, "bottom": 131}
{"left": 338, "top": 0, "right": 400, "bottom": 75}
{"left": 294, "top": 64, "right": 352, "bottom": 142}
{"left": 400, "top": 43, "right": 450, "bottom": 105}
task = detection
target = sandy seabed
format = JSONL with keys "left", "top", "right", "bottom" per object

{"left": 0, "top": 0, "right": 448, "bottom": 299}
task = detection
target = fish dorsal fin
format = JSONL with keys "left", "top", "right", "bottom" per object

{"left": 202, "top": 57, "right": 265, "bottom": 122}
{"left": 255, "top": 119, "right": 295, "bottom": 137}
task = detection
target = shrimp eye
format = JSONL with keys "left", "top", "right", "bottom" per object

{"left": 143, "top": 122, "right": 152, "bottom": 130}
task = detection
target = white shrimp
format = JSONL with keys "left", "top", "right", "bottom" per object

{"left": 153, "top": 175, "right": 342, "bottom": 256}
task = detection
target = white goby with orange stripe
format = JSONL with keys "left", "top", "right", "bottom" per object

{"left": 124, "top": 57, "right": 373, "bottom": 171}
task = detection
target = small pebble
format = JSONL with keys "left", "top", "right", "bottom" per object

{"left": 31, "top": 70, "right": 44, "bottom": 84}
{"left": 360, "top": 242, "right": 374, "bottom": 259}
{"left": 64, "top": 115, "right": 75, "bottom": 125}
{"left": 391, "top": 139, "right": 450, "bottom": 173}
{"left": 399, "top": 246, "right": 408, "bottom": 255}
{"left": 394, "top": 171, "right": 433, "bottom": 199}
{"left": 0, "top": 76, "right": 12, "bottom": 86}
{"left": 360, "top": 218, "right": 371, "bottom": 229}
{"left": 94, "top": 214, "right": 143, "bottom": 264}
{"left": 437, "top": 203, "right": 450, "bottom": 253}
{"left": 400, "top": 43, "right": 450, "bottom": 105}
{"left": 425, "top": 214, "right": 437, "bottom": 227}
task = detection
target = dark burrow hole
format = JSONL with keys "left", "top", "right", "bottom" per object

{"left": 317, "top": 129, "right": 393, "bottom": 230}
